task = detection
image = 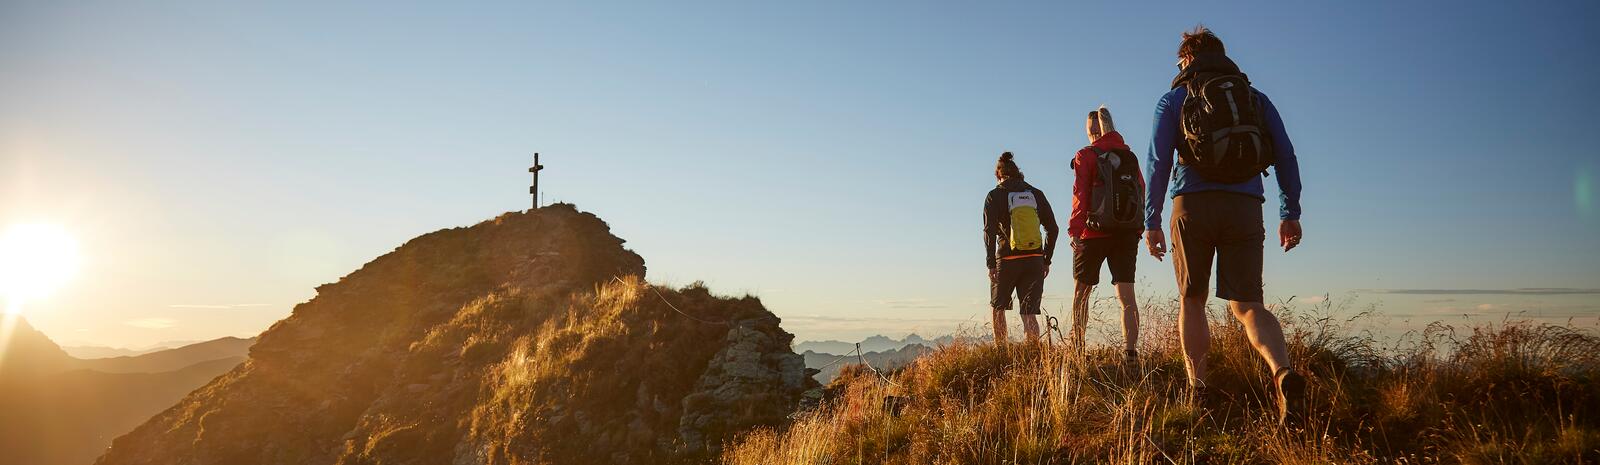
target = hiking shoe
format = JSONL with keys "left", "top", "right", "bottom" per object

{"left": 1275, "top": 367, "right": 1308, "bottom": 430}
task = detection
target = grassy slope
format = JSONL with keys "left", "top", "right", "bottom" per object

{"left": 339, "top": 276, "right": 788, "bottom": 464}
{"left": 724, "top": 301, "right": 1600, "bottom": 464}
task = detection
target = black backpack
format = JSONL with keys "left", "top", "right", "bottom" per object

{"left": 1178, "top": 72, "right": 1275, "bottom": 184}
{"left": 1085, "top": 147, "right": 1144, "bottom": 232}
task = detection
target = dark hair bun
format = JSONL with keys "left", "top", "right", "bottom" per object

{"left": 999, "top": 152, "right": 1014, "bottom": 162}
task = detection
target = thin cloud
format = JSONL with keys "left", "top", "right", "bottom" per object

{"left": 125, "top": 318, "right": 178, "bottom": 329}
{"left": 874, "top": 299, "right": 948, "bottom": 309}
{"left": 167, "top": 303, "right": 273, "bottom": 309}
{"left": 1359, "top": 288, "right": 1600, "bottom": 296}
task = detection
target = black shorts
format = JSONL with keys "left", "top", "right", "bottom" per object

{"left": 1171, "top": 191, "right": 1265, "bottom": 302}
{"left": 990, "top": 255, "right": 1045, "bottom": 315}
{"left": 1072, "top": 233, "right": 1140, "bottom": 286}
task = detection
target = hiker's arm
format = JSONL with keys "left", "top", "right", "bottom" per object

{"left": 1258, "top": 92, "right": 1302, "bottom": 222}
{"left": 1145, "top": 90, "right": 1180, "bottom": 230}
{"left": 1068, "top": 149, "right": 1094, "bottom": 240}
{"left": 983, "top": 193, "right": 998, "bottom": 271}
{"left": 1037, "top": 189, "right": 1061, "bottom": 266}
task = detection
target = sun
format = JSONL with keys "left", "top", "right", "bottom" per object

{"left": 0, "top": 223, "right": 82, "bottom": 314}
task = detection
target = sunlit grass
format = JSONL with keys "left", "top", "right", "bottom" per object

{"left": 723, "top": 299, "right": 1600, "bottom": 464}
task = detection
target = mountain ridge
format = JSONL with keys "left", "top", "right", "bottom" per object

{"left": 78, "top": 336, "right": 255, "bottom": 374}
{"left": 801, "top": 344, "right": 933, "bottom": 384}
{"left": 62, "top": 340, "right": 206, "bottom": 359}
{"left": 95, "top": 205, "right": 817, "bottom": 465}
{"left": 793, "top": 333, "right": 956, "bottom": 355}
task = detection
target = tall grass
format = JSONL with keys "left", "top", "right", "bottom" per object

{"left": 723, "top": 299, "right": 1600, "bottom": 464}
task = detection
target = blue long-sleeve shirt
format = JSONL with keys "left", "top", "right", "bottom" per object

{"left": 1145, "top": 86, "right": 1302, "bottom": 230}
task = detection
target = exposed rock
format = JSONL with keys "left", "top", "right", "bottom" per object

{"left": 679, "top": 318, "right": 817, "bottom": 454}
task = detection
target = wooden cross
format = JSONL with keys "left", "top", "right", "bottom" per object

{"left": 529, "top": 152, "right": 544, "bottom": 209}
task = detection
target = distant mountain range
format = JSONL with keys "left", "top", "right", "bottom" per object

{"left": 793, "top": 333, "right": 955, "bottom": 355}
{"left": 61, "top": 340, "right": 202, "bottom": 359}
{"left": 77, "top": 336, "right": 254, "bottom": 374}
{"left": 0, "top": 317, "right": 253, "bottom": 465}
{"left": 802, "top": 345, "right": 935, "bottom": 384}
{"left": 796, "top": 334, "right": 991, "bottom": 384}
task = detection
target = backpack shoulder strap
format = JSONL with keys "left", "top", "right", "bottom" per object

{"left": 1075, "top": 146, "right": 1103, "bottom": 169}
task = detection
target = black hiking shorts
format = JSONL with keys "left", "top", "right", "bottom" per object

{"left": 1072, "top": 232, "right": 1140, "bottom": 286}
{"left": 1171, "top": 191, "right": 1265, "bottom": 303}
{"left": 991, "top": 255, "right": 1046, "bottom": 315}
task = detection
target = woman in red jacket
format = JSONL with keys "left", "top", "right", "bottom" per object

{"left": 1069, "top": 107, "right": 1145, "bottom": 362}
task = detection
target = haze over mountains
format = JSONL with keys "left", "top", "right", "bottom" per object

{"left": 0, "top": 318, "right": 253, "bottom": 465}
{"left": 61, "top": 341, "right": 203, "bottom": 359}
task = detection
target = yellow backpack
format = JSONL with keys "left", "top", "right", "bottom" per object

{"left": 1006, "top": 190, "right": 1043, "bottom": 251}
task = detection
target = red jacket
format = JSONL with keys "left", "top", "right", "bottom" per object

{"left": 1069, "top": 131, "right": 1144, "bottom": 240}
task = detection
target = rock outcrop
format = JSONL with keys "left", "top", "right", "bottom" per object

{"left": 94, "top": 204, "right": 817, "bottom": 465}
{"left": 678, "top": 318, "right": 814, "bottom": 454}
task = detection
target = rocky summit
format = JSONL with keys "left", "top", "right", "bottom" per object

{"left": 95, "top": 204, "right": 818, "bottom": 465}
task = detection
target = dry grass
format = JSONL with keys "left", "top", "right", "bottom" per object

{"left": 722, "top": 299, "right": 1600, "bottom": 465}
{"left": 431, "top": 276, "right": 790, "bottom": 464}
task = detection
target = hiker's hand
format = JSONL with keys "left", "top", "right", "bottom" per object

{"left": 988, "top": 267, "right": 998, "bottom": 282}
{"left": 1145, "top": 229, "right": 1167, "bottom": 261}
{"left": 1280, "top": 220, "right": 1303, "bottom": 252}
{"left": 1071, "top": 238, "right": 1085, "bottom": 253}
{"left": 1043, "top": 264, "right": 1050, "bottom": 278}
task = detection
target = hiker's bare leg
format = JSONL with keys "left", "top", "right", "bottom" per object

{"left": 1227, "top": 300, "right": 1291, "bottom": 374}
{"left": 1114, "top": 282, "right": 1138, "bottom": 353}
{"left": 991, "top": 307, "right": 1009, "bottom": 343}
{"left": 1179, "top": 294, "right": 1210, "bottom": 385}
{"left": 1021, "top": 314, "right": 1041, "bottom": 341}
{"left": 1071, "top": 281, "right": 1093, "bottom": 350}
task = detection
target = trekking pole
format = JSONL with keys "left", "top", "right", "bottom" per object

{"left": 1044, "top": 316, "right": 1058, "bottom": 349}
{"left": 1046, "top": 315, "right": 1065, "bottom": 347}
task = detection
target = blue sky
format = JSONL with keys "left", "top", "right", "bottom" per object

{"left": 2, "top": 0, "right": 1597, "bottom": 347}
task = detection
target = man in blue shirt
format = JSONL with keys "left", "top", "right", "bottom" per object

{"left": 1143, "top": 26, "right": 1307, "bottom": 428}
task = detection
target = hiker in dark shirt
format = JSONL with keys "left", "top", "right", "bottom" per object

{"left": 983, "top": 152, "right": 1061, "bottom": 343}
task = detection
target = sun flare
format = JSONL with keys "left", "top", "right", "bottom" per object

{"left": 0, "top": 223, "right": 82, "bottom": 314}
